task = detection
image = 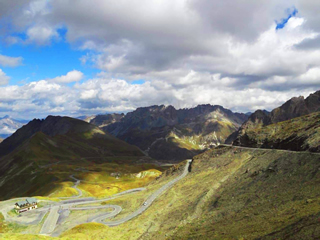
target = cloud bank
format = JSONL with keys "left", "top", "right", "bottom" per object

{"left": 0, "top": 0, "right": 319, "bottom": 118}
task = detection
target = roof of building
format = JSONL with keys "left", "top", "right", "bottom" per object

{"left": 16, "top": 198, "right": 37, "bottom": 206}
{"left": 26, "top": 197, "right": 37, "bottom": 203}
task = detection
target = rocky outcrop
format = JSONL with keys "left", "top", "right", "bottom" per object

{"left": 233, "top": 111, "right": 320, "bottom": 152}
{"left": 233, "top": 90, "right": 320, "bottom": 146}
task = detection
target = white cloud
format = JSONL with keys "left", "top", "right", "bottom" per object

{"left": 0, "top": 69, "right": 10, "bottom": 85}
{"left": 26, "top": 25, "right": 59, "bottom": 45}
{"left": 51, "top": 70, "right": 84, "bottom": 83}
{"left": 0, "top": 55, "right": 23, "bottom": 67}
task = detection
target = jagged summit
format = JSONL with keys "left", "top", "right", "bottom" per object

{"left": 236, "top": 90, "right": 320, "bottom": 134}
{"left": 232, "top": 90, "right": 320, "bottom": 148}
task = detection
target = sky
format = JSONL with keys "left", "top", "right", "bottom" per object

{"left": 0, "top": 0, "right": 320, "bottom": 119}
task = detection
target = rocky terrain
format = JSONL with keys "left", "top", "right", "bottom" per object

{"left": 233, "top": 111, "right": 320, "bottom": 152}
{"left": 88, "top": 104, "right": 248, "bottom": 162}
{"left": 0, "top": 115, "right": 28, "bottom": 139}
{"left": 230, "top": 90, "right": 320, "bottom": 145}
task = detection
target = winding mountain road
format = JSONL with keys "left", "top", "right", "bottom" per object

{"left": 38, "top": 160, "right": 192, "bottom": 235}
{"left": 101, "top": 159, "right": 192, "bottom": 226}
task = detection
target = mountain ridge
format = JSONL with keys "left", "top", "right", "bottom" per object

{"left": 87, "top": 104, "right": 248, "bottom": 161}
{"left": 232, "top": 90, "right": 320, "bottom": 151}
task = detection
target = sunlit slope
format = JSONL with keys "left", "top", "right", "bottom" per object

{"left": 234, "top": 111, "right": 320, "bottom": 152}
{"left": 0, "top": 116, "right": 145, "bottom": 200}
{"left": 59, "top": 146, "right": 320, "bottom": 239}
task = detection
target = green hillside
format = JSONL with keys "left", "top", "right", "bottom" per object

{"left": 0, "top": 117, "right": 147, "bottom": 201}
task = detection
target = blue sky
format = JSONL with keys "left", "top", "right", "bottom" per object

{"left": 0, "top": 36, "right": 98, "bottom": 86}
{"left": 276, "top": 7, "right": 298, "bottom": 30}
{"left": 0, "top": 1, "right": 319, "bottom": 120}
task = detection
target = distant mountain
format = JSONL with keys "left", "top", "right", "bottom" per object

{"left": 89, "top": 105, "right": 248, "bottom": 162}
{"left": 232, "top": 90, "right": 320, "bottom": 148}
{"left": 0, "top": 115, "right": 28, "bottom": 139}
{"left": 0, "top": 116, "right": 144, "bottom": 200}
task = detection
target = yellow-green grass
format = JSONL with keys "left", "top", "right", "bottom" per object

{"left": 74, "top": 168, "right": 161, "bottom": 198}
{"left": 7, "top": 209, "right": 18, "bottom": 217}
{"left": 60, "top": 223, "right": 109, "bottom": 240}
{"left": 48, "top": 182, "right": 79, "bottom": 198}
{"left": 0, "top": 234, "right": 50, "bottom": 240}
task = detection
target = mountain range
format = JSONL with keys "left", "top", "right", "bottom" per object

{"left": 87, "top": 105, "right": 248, "bottom": 162}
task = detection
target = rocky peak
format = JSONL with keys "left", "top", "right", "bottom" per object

{"left": 305, "top": 90, "right": 320, "bottom": 112}
{"left": 238, "top": 110, "right": 271, "bottom": 133}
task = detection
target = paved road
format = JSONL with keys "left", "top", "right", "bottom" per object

{"left": 220, "top": 144, "right": 320, "bottom": 155}
{"left": 100, "top": 160, "right": 192, "bottom": 226}
{"left": 40, "top": 206, "right": 60, "bottom": 234}
{"left": 38, "top": 187, "right": 147, "bottom": 235}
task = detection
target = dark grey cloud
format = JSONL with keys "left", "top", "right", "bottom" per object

{"left": 295, "top": 35, "right": 320, "bottom": 50}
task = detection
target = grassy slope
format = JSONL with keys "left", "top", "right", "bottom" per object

{"left": 56, "top": 146, "right": 320, "bottom": 240}
{"left": 235, "top": 111, "right": 320, "bottom": 152}
{"left": 0, "top": 128, "right": 148, "bottom": 201}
